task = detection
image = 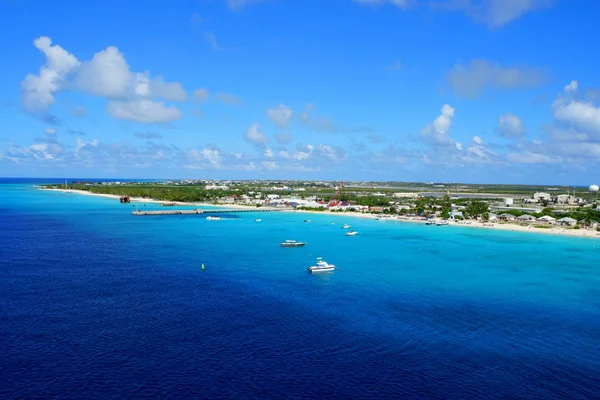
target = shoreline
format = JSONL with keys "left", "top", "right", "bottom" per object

{"left": 40, "top": 188, "right": 600, "bottom": 240}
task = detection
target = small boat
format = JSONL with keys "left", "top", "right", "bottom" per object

{"left": 206, "top": 216, "right": 221, "bottom": 221}
{"left": 280, "top": 240, "right": 306, "bottom": 247}
{"left": 436, "top": 220, "right": 449, "bottom": 226}
{"left": 425, "top": 219, "right": 436, "bottom": 225}
{"left": 342, "top": 224, "right": 351, "bottom": 229}
{"left": 345, "top": 230, "right": 358, "bottom": 236}
{"left": 255, "top": 219, "right": 262, "bottom": 222}
{"left": 304, "top": 219, "right": 311, "bottom": 223}
{"left": 308, "top": 257, "right": 335, "bottom": 273}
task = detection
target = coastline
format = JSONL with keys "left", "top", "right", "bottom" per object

{"left": 41, "top": 188, "right": 600, "bottom": 240}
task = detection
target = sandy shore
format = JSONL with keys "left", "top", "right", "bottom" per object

{"left": 292, "top": 209, "right": 600, "bottom": 239}
{"left": 41, "top": 188, "right": 600, "bottom": 240}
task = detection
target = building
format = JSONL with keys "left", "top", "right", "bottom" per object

{"left": 497, "top": 213, "right": 516, "bottom": 221}
{"left": 555, "top": 194, "right": 577, "bottom": 205}
{"left": 537, "top": 215, "right": 556, "bottom": 224}
{"left": 393, "top": 192, "right": 419, "bottom": 198}
{"left": 533, "top": 192, "right": 552, "bottom": 201}
{"left": 516, "top": 214, "right": 537, "bottom": 223}
{"left": 449, "top": 211, "right": 463, "bottom": 219}
{"left": 205, "top": 185, "right": 229, "bottom": 190}
{"left": 557, "top": 217, "right": 577, "bottom": 226}
{"left": 504, "top": 198, "right": 514, "bottom": 206}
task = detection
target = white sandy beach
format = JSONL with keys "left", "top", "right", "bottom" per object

{"left": 41, "top": 188, "right": 600, "bottom": 239}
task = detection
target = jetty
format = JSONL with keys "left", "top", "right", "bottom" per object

{"left": 132, "top": 208, "right": 283, "bottom": 216}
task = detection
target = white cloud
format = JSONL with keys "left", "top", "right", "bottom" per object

{"left": 244, "top": 123, "right": 269, "bottom": 144}
{"left": 76, "top": 46, "right": 130, "bottom": 98}
{"left": 264, "top": 147, "right": 273, "bottom": 158}
{"left": 45, "top": 128, "right": 56, "bottom": 134}
{"left": 463, "top": 136, "right": 496, "bottom": 163}
{"left": 75, "top": 137, "right": 99, "bottom": 159}
{"left": 266, "top": 104, "right": 293, "bottom": 128}
{"left": 447, "top": 59, "right": 546, "bottom": 98}
{"left": 188, "top": 147, "right": 222, "bottom": 168}
{"left": 275, "top": 132, "right": 293, "bottom": 144}
{"left": 261, "top": 161, "right": 279, "bottom": 170}
{"left": 21, "top": 36, "right": 186, "bottom": 124}
{"left": 564, "top": 80, "right": 578, "bottom": 94}
{"left": 148, "top": 77, "right": 187, "bottom": 101}
{"left": 315, "top": 144, "right": 346, "bottom": 162}
{"left": 497, "top": 113, "right": 525, "bottom": 138}
{"left": 201, "top": 147, "right": 222, "bottom": 167}
{"left": 431, "top": 0, "right": 555, "bottom": 28}
{"left": 193, "top": 88, "right": 210, "bottom": 102}
{"left": 507, "top": 151, "right": 562, "bottom": 164}
{"left": 554, "top": 101, "right": 600, "bottom": 137}
{"left": 77, "top": 47, "right": 186, "bottom": 101}
{"left": 107, "top": 100, "right": 183, "bottom": 124}
{"left": 420, "top": 104, "right": 458, "bottom": 146}
{"left": 21, "top": 36, "right": 80, "bottom": 112}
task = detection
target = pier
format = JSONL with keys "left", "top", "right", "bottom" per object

{"left": 132, "top": 208, "right": 284, "bottom": 216}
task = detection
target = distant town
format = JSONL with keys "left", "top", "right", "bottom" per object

{"left": 43, "top": 179, "right": 600, "bottom": 231}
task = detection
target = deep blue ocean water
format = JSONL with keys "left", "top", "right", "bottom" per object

{"left": 1, "top": 181, "right": 600, "bottom": 399}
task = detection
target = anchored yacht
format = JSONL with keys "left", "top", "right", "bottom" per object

{"left": 206, "top": 216, "right": 221, "bottom": 221}
{"left": 345, "top": 230, "right": 359, "bottom": 236}
{"left": 308, "top": 257, "right": 335, "bottom": 273}
{"left": 280, "top": 240, "right": 306, "bottom": 247}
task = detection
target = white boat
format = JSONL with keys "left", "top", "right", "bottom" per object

{"left": 345, "top": 230, "right": 358, "bottom": 236}
{"left": 425, "top": 219, "right": 436, "bottom": 225}
{"left": 308, "top": 257, "right": 335, "bottom": 273}
{"left": 436, "top": 220, "right": 449, "bottom": 226}
{"left": 206, "top": 216, "right": 221, "bottom": 221}
{"left": 280, "top": 240, "right": 306, "bottom": 247}
{"left": 304, "top": 219, "right": 311, "bottom": 223}
{"left": 255, "top": 219, "right": 262, "bottom": 222}
{"left": 342, "top": 224, "right": 351, "bottom": 229}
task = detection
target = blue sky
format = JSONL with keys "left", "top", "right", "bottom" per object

{"left": 1, "top": 0, "right": 600, "bottom": 184}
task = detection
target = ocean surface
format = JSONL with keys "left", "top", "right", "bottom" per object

{"left": 1, "top": 180, "right": 600, "bottom": 399}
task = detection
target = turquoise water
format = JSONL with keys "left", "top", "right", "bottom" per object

{"left": 2, "top": 182, "right": 600, "bottom": 398}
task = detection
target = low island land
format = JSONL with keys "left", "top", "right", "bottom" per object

{"left": 40, "top": 179, "right": 600, "bottom": 239}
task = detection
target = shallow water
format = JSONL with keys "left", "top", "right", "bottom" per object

{"left": 1, "top": 182, "right": 599, "bottom": 399}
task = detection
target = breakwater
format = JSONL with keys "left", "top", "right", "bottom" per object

{"left": 132, "top": 208, "right": 283, "bottom": 216}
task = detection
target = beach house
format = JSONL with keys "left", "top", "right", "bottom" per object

{"left": 557, "top": 217, "right": 577, "bottom": 226}
{"left": 537, "top": 215, "right": 556, "bottom": 225}
{"left": 497, "top": 213, "right": 516, "bottom": 222}
{"left": 516, "top": 214, "right": 537, "bottom": 223}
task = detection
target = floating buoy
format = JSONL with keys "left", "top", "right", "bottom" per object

{"left": 201, "top": 263, "right": 205, "bottom": 271}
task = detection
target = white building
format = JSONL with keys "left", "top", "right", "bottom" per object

{"left": 206, "top": 185, "right": 229, "bottom": 190}
{"left": 537, "top": 215, "right": 556, "bottom": 224}
{"left": 533, "top": 192, "right": 551, "bottom": 201}
{"left": 393, "top": 193, "right": 419, "bottom": 198}
{"left": 557, "top": 217, "right": 577, "bottom": 226}
{"left": 555, "top": 194, "right": 576, "bottom": 205}
{"left": 504, "top": 198, "right": 514, "bottom": 206}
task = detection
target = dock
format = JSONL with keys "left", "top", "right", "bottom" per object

{"left": 132, "top": 208, "right": 283, "bottom": 216}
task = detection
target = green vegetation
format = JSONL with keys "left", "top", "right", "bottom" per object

{"left": 44, "top": 184, "right": 250, "bottom": 203}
